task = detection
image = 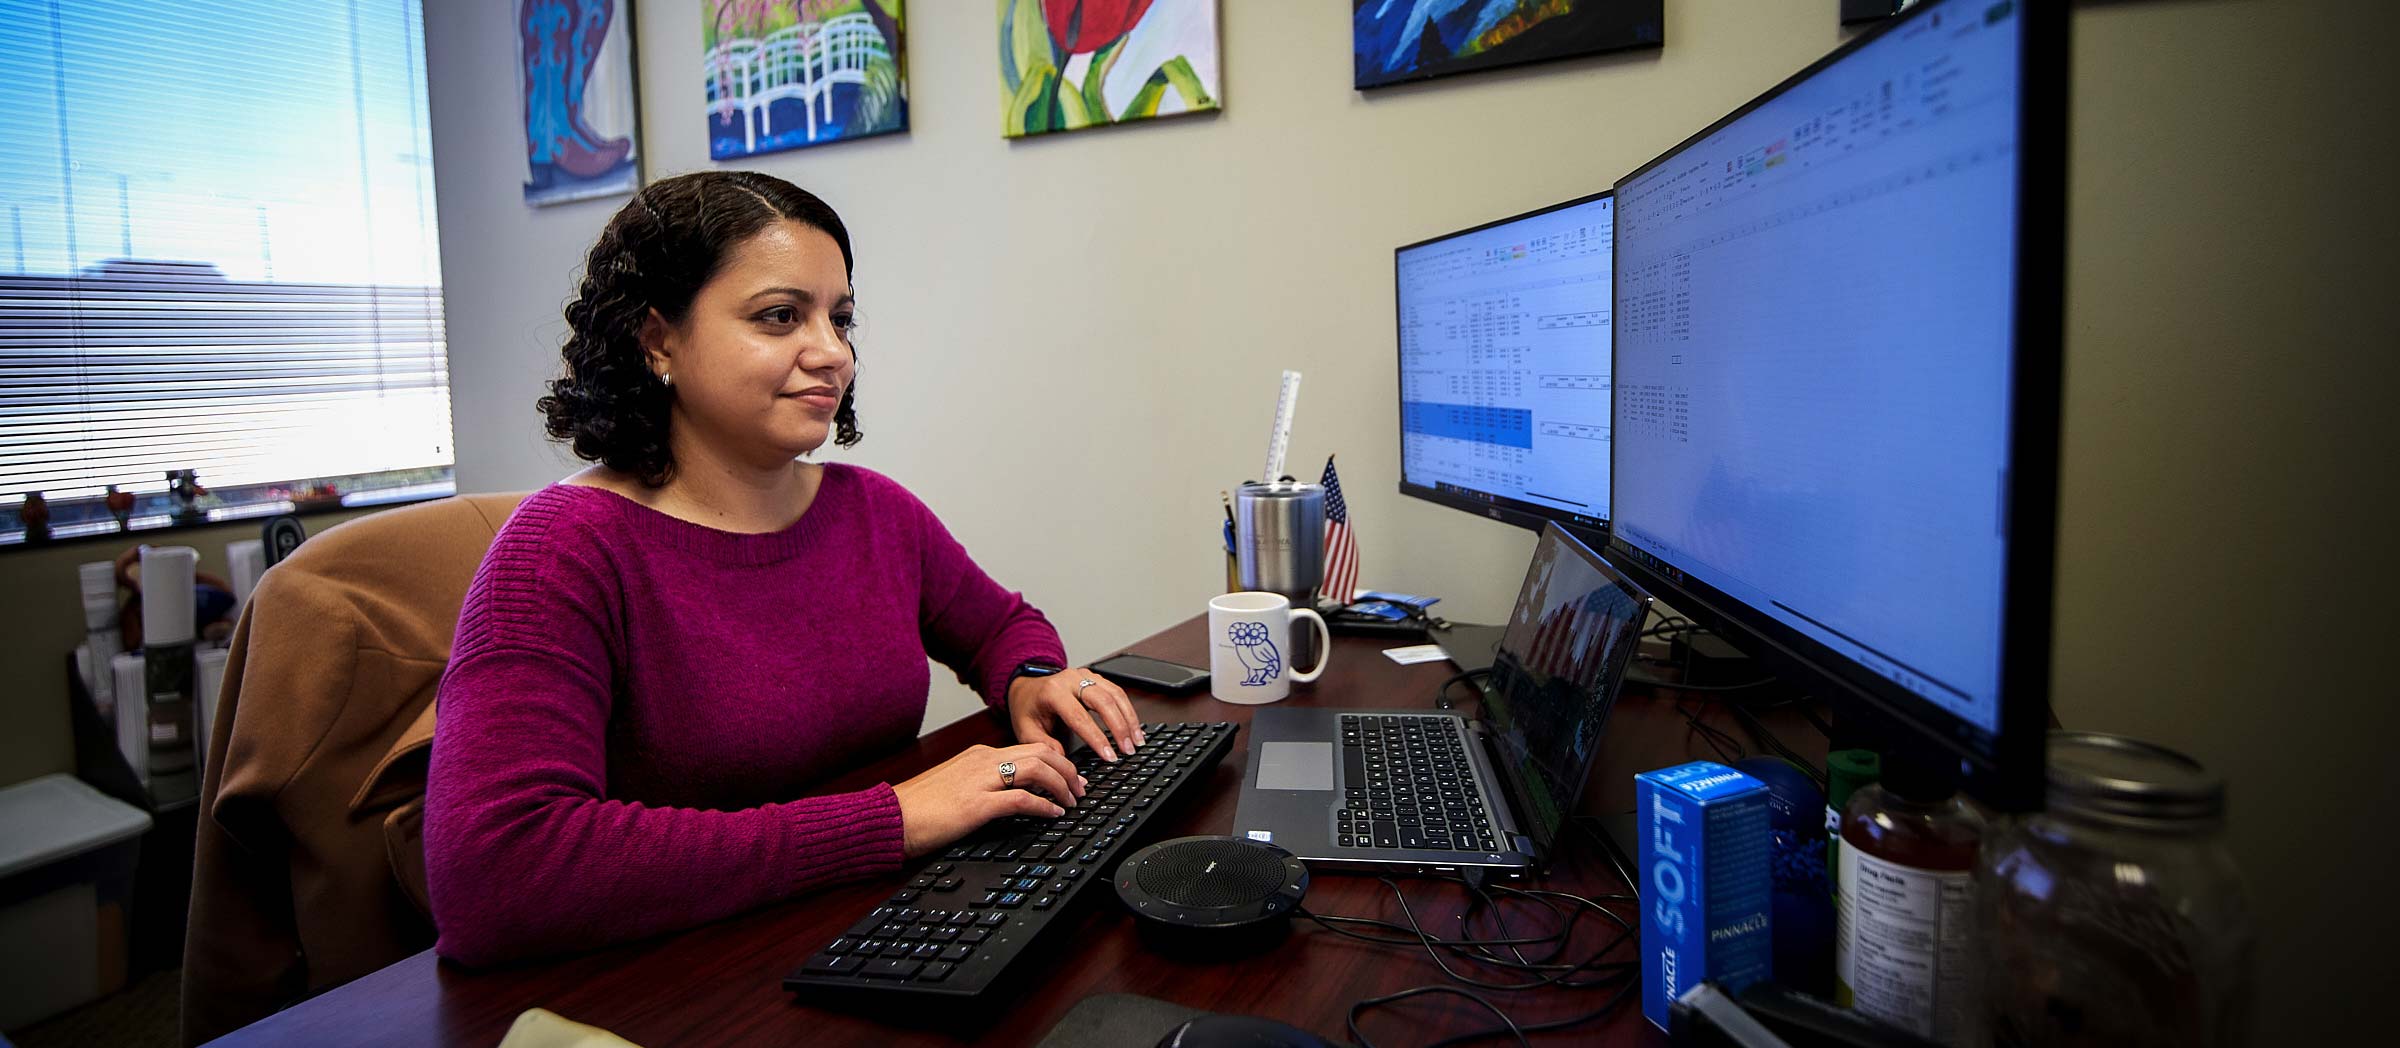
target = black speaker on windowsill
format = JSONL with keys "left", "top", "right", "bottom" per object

{"left": 1112, "top": 836, "right": 1308, "bottom": 956}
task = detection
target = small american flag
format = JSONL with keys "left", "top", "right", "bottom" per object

{"left": 1319, "top": 455, "right": 1359, "bottom": 605}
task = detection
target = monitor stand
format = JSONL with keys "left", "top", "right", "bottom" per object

{"left": 1428, "top": 622, "right": 1504, "bottom": 675}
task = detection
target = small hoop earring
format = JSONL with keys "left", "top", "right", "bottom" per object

{"left": 659, "top": 371, "right": 673, "bottom": 387}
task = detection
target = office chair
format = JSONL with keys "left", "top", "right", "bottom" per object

{"left": 180, "top": 492, "right": 526, "bottom": 1046}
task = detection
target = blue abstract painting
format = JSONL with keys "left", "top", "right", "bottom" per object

{"left": 705, "top": 1, "right": 908, "bottom": 159}
{"left": 520, "top": 0, "right": 642, "bottom": 207}
{"left": 1352, "top": 0, "right": 1662, "bottom": 90}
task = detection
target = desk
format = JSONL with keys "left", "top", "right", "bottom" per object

{"left": 208, "top": 617, "right": 1828, "bottom": 1047}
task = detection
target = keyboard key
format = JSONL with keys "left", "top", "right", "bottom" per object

{"left": 1078, "top": 849, "right": 1104, "bottom": 864}
{"left": 1374, "top": 822, "right": 1400, "bottom": 848}
{"left": 862, "top": 958, "right": 923, "bottom": 980}
{"left": 996, "top": 892, "right": 1027, "bottom": 908}
{"left": 910, "top": 942, "right": 944, "bottom": 960}
{"left": 880, "top": 942, "right": 914, "bottom": 958}
{"left": 934, "top": 877, "right": 962, "bottom": 892}
{"left": 1032, "top": 895, "right": 1056, "bottom": 910}
{"left": 978, "top": 912, "right": 1009, "bottom": 928}
{"left": 919, "top": 961, "right": 955, "bottom": 983}
{"left": 975, "top": 892, "right": 1001, "bottom": 908}
{"left": 929, "top": 925, "right": 962, "bottom": 942}
{"left": 897, "top": 926, "right": 929, "bottom": 942}
{"left": 908, "top": 875, "right": 936, "bottom": 890}
{"left": 928, "top": 863, "right": 955, "bottom": 875}
{"left": 960, "top": 927, "right": 991, "bottom": 944}
{"left": 802, "top": 953, "right": 865, "bottom": 976}
{"left": 1029, "top": 865, "right": 1057, "bottom": 877}
{"left": 940, "top": 944, "right": 975, "bottom": 962}
{"left": 847, "top": 906, "right": 896, "bottom": 937}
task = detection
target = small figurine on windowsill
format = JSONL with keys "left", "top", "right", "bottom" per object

{"left": 291, "top": 482, "right": 342, "bottom": 509}
{"left": 20, "top": 490, "right": 50, "bottom": 543}
{"left": 167, "top": 469, "right": 208, "bottom": 526}
{"left": 104, "top": 483, "right": 134, "bottom": 531}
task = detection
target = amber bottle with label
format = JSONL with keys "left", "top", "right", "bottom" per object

{"left": 1834, "top": 752, "right": 1984, "bottom": 1046}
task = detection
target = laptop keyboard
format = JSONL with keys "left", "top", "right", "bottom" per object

{"left": 784, "top": 721, "right": 1237, "bottom": 1001}
{"left": 1338, "top": 714, "right": 1497, "bottom": 852}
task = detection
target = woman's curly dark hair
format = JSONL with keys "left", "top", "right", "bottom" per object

{"left": 536, "top": 171, "right": 862, "bottom": 486}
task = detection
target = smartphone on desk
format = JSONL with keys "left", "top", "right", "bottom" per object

{"left": 1090, "top": 653, "right": 1209, "bottom": 693}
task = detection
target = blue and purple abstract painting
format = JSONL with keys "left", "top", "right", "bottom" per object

{"left": 1352, "top": 0, "right": 1663, "bottom": 90}
{"left": 520, "top": 0, "right": 642, "bottom": 207}
{"left": 706, "top": 1, "right": 908, "bottom": 159}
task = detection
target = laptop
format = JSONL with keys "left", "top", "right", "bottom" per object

{"left": 1232, "top": 523, "right": 1653, "bottom": 875}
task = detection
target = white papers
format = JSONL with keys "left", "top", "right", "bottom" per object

{"left": 1382, "top": 644, "right": 1451, "bottom": 666}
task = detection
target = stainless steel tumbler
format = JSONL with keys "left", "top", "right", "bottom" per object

{"left": 1234, "top": 480, "right": 1326, "bottom": 674}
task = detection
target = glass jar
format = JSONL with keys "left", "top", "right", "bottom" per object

{"left": 1978, "top": 732, "right": 2254, "bottom": 1047}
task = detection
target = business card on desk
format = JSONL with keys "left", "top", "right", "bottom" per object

{"left": 1383, "top": 644, "right": 1451, "bottom": 666}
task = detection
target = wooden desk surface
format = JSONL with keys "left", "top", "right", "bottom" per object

{"left": 209, "top": 617, "right": 1828, "bottom": 1047}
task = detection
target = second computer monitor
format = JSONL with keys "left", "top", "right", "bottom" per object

{"left": 1608, "top": 0, "right": 2061, "bottom": 806}
{"left": 1395, "top": 192, "right": 1614, "bottom": 537}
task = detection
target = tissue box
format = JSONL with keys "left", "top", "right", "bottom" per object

{"left": 1637, "top": 761, "right": 1773, "bottom": 1030}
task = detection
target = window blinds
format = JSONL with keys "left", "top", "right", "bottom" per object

{"left": 0, "top": 0, "right": 450, "bottom": 507}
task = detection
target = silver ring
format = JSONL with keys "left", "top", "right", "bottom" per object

{"left": 1076, "top": 678, "right": 1098, "bottom": 694}
{"left": 998, "top": 761, "right": 1016, "bottom": 789}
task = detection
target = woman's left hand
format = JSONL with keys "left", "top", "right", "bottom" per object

{"left": 1008, "top": 668, "right": 1145, "bottom": 763}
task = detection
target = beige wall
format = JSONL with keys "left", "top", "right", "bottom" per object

{"left": 422, "top": 0, "right": 2396, "bottom": 1035}
{"left": 0, "top": 509, "right": 380, "bottom": 786}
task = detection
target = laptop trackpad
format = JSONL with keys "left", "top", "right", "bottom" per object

{"left": 1257, "top": 742, "right": 1336, "bottom": 791}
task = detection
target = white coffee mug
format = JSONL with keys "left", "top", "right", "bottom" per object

{"left": 1207, "top": 591, "right": 1330, "bottom": 705}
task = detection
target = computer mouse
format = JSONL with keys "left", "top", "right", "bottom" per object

{"left": 1155, "top": 1014, "right": 1337, "bottom": 1048}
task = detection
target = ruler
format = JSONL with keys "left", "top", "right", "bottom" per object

{"left": 1261, "top": 369, "right": 1302, "bottom": 481}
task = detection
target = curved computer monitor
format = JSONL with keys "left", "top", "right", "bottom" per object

{"left": 1606, "top": 0, "right": 2063, "bottom": 808}
{"left": 1394, "top": 192, "right": 1615, "bottom": 540}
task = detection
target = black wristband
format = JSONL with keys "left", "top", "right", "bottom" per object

{"left": 1006, "top": 660, "right": 1065, "bottom": 692}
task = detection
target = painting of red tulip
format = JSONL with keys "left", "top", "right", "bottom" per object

{"left": 519, "top": 0, "right": 642, "bottom": 206}
{"left": 1000, "top": 0, "right": 1219, "bottom": 138}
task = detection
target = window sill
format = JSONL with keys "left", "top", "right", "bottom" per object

{"left": 1, "top": 481, "right": 456, "bottom": 555}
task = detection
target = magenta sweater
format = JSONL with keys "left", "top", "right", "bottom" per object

{"left": 424, "top": 465, "right": 1066, "bottom": 966}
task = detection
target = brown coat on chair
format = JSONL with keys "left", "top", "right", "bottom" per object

{"left": 181, "top": 493, "right": 526, "bottom": 1046}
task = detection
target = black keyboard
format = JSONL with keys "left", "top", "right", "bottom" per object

{"left": 783, "top": 721, "right": 1238, "bottom": 1001}
{"left": 1337, "top": 714, "right": 1496, "bottom": 853}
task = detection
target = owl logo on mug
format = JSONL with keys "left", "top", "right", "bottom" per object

{"left": 1227, "top": 621, "right": 1283, "bottom": 686}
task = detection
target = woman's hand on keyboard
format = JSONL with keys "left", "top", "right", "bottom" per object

{"left": 891, "top": 743, "right": 1088, "bottom": 859}
{"left": 1006, "top": 666, "right": 1145, "bottom": 762}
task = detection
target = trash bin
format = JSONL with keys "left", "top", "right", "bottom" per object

{"left": 0, "top": 774, "right": 152, "bottom": 1030}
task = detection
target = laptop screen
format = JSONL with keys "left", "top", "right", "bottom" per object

{"left": 1481, "top": 523, "right": 1653, "bottom": 859}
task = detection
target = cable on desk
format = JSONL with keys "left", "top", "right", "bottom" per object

{"left": 1347, "top": 986, "right": 1529, "bottom": 1048}
{"left": 1305, "top": 862, "right": 1647, "bottom": 1044}
{"left": 1677, "top": 696, "right": 1747, "bottom": 764}
{"left": 1421, "top": 981, "right": 1640, "bottom": 1048}
{"left": 1570, "top": 816, "right": 1640, "bottom": 901}
{"left": 1435, "top": 667, "right": 1492, "bottom": 710}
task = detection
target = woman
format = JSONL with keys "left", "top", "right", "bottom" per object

{"left": 424, "top": 171, "right": 1143, "bottom": 966}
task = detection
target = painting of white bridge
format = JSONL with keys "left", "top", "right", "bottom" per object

{"left": 706, "top": 12, "right": 893, "bottom": 154}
